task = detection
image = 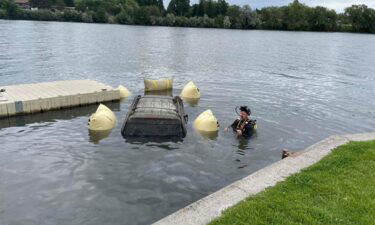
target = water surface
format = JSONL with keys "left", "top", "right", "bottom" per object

{"left": 1, "top": 20, "right": 375, "bottom": 225}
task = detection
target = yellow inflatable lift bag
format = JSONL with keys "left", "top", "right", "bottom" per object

{"left": 118, "top": 85, "right": 131, "bottom": 98}
{"left": 88, "top": 104, "right": 117, "bottom": 131}
{"left": 144, "top": 77, "right": 173, "bottom": 91}
{"left": 194, "top": 109, "right": 219, "bottom": 132}
{"left": 180, "top": 81, "right": 200, "bottom": 99}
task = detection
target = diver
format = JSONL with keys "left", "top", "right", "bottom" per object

{"left": 224, "top": 106, "right": 256, "bottom": 137}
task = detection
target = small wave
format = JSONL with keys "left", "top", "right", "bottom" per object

{"left": 270, "top": 71, "right": 306, "bottom": 80}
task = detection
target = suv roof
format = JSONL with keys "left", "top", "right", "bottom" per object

{"left": 121, "top": 95, "right": 187, "bottom": 140}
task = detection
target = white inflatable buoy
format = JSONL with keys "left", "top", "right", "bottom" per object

{"left": 88, "top": 104, "right": 117, "bottom": 131}
{"left": 144, "top": 78, "right": 173, "bottom": 91}
{"left": 181, "top": 81, "right": 200, "bottom": 99}
{"left": 118, "top": 85, "right": 131, "bottom": 98}
{"left": 194, "top": 109, "right": 219, "bottom": 132}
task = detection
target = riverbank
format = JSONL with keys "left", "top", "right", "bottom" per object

{"left": 153, "top": 133, "right": 375, "bottom": 225}
{"left": 210, "top": 140, "right": 375, "bottom": 225}
{"left": 1, "top": 0, "right": 374, "bottom": 34}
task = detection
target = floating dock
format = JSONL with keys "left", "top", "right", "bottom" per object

{"left": 0, "top": 80, "right": 120, "bottom": 118}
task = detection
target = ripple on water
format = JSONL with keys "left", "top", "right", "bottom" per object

{"left": 1, "top": 22, "right": 375, "bottom": 225}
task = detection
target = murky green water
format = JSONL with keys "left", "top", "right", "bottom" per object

{"left": 1, "top": 20, "right": 375, "bottom": 225}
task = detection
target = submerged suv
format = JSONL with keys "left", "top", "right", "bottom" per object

{"left": 121, "top": 95, "right": 188, "bottom": 141}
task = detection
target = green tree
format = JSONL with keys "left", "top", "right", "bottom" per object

{"left": 103, "top": 0, "right": 121, "bottom": 15}
{"left": 135, "top": 5, "right": 161, "bottom": 24}
{"left": 120, "top": 0, "right": 139, "bottom": 17}
{"left": 92, "top": 7, "right": 108, "bottom": 22}
{"left": 167, "top": 0, "right": 190, "bottom": 16}
{"left": 205, "top": 0, "right": 215, "bottom": 17}
{"left": 156, "top": 0, "right": 164, "bottom": 13}
{"left": 197, "top": 0, "right": 204, "bottom": 16}
{"left": 240, "top": 5, "right": 257, "bottom": 29}
{"left": 226, "top": 5, "right": 241, "bottom": 28}
{"left": 216, "top": 0, "right": 227, "bottom": 15}
{"left": 308, "top": 6, "right": 337, "bottom": 31}
{"left": 64, "top": 0, "right": 74, "bottom": 7}
{"left": 116, "top": 9, "right": 131, "bottom": 23}
{"left": 1, "top": 0, "right": 21, "bottom": 18}
{"left": 283, "top": 0, "right": 310, "bottom": 30}
{"left": 166, "top": 0, "right": 176, "bottom": 14}
{"left": 258, "top": 7, "right": 283, "bottom": 30}
{"left": 136, "top": 0, "right": 164, "bottom": 12}
{"left": 344, "top": 4, "right": 375, "bottom": 33}
{"left": 74, "top": 0, "right": 103, "bottom": 12}
{"left": 30, "top": 0, "right": 53, "bottom": 8}
{"left": 54, "top": 0, "right": 66, "bottom": 10}
{"left": 74, "top": 0, "right": 86, "bottom": 11}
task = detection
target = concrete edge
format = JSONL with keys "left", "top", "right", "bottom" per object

{"left": 152, "top": 132, "right": 375, "bottom": 225}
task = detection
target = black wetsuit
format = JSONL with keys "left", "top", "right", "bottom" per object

{"left": 230, "top": 119, "right": 256, "bottom": 137}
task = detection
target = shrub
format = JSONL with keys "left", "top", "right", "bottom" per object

{"left": 116, "top": 10, "right": 132, "bottom": 24}
{"left": 164, "top": 13, "right": 175, "bottom": 26}
{"left": 63, "top": 9, "right": 82, "bottom": 22}
{"left": 82, "top": 11, "right": 94, "bottom": 23}
{"left": 27, "top": 9, "right": 60, "bottom": 21}
{"left": 92, "top": 8, "right": 108, "bottom": 23}
{"left": 0, "top": 9, "right": 6, "bottom": 19}
{"left": 175, "top": 16, "right": 189, "bottom": 27}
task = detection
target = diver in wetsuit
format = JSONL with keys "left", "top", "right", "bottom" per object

{"left": 224, "top": 106, "right": 256, "bottom": 137}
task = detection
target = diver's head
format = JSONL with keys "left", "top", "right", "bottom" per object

{"left": 239, "top": 106, "right": 251, "bottom": 120}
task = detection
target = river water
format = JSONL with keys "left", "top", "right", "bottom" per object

{"left": 0, "top": 20, "right": 374, "bottom": 225}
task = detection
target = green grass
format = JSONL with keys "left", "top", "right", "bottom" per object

{"left": 210, "top": 141, "right": 375, "bottom": 225}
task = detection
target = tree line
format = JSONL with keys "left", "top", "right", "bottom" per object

{"left": 0, "top": 0, "right": 374, "bottom": 33}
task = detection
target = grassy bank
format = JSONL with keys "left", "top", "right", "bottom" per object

{"left": 210, "top": 140, "right": 375, "bottom": 225}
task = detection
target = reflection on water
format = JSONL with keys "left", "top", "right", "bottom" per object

{"left": 195, "top": 129, "right": 218, "bottom": 140}
{"left": 124, "top": 135, "right": 185, "bottom": 144}
{"left": 0, "top": 20, "right": 375, "bottom": 225}
{"left": 237, "top": 136, "right": 250, "bottom": 151}
{"left": 0, "top": 101, "right": 120, "bottom": 130}
{"left": 144, "top": 89, "right": 173, "bottom": 96}
{"left": 145, "top": 142, "right": 180, "bottom": 150}
{"left": 88, "top": 129, "right": 113, "bottom": 144}
{"left": 182, "top": 97, "right": 200, "bottom": 107}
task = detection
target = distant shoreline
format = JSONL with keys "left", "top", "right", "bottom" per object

{"left": 1, "top": 0, "right": 374, "bottom": 34}
{"left": 1, "top": 18, "right": 373, "bottom": 36}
